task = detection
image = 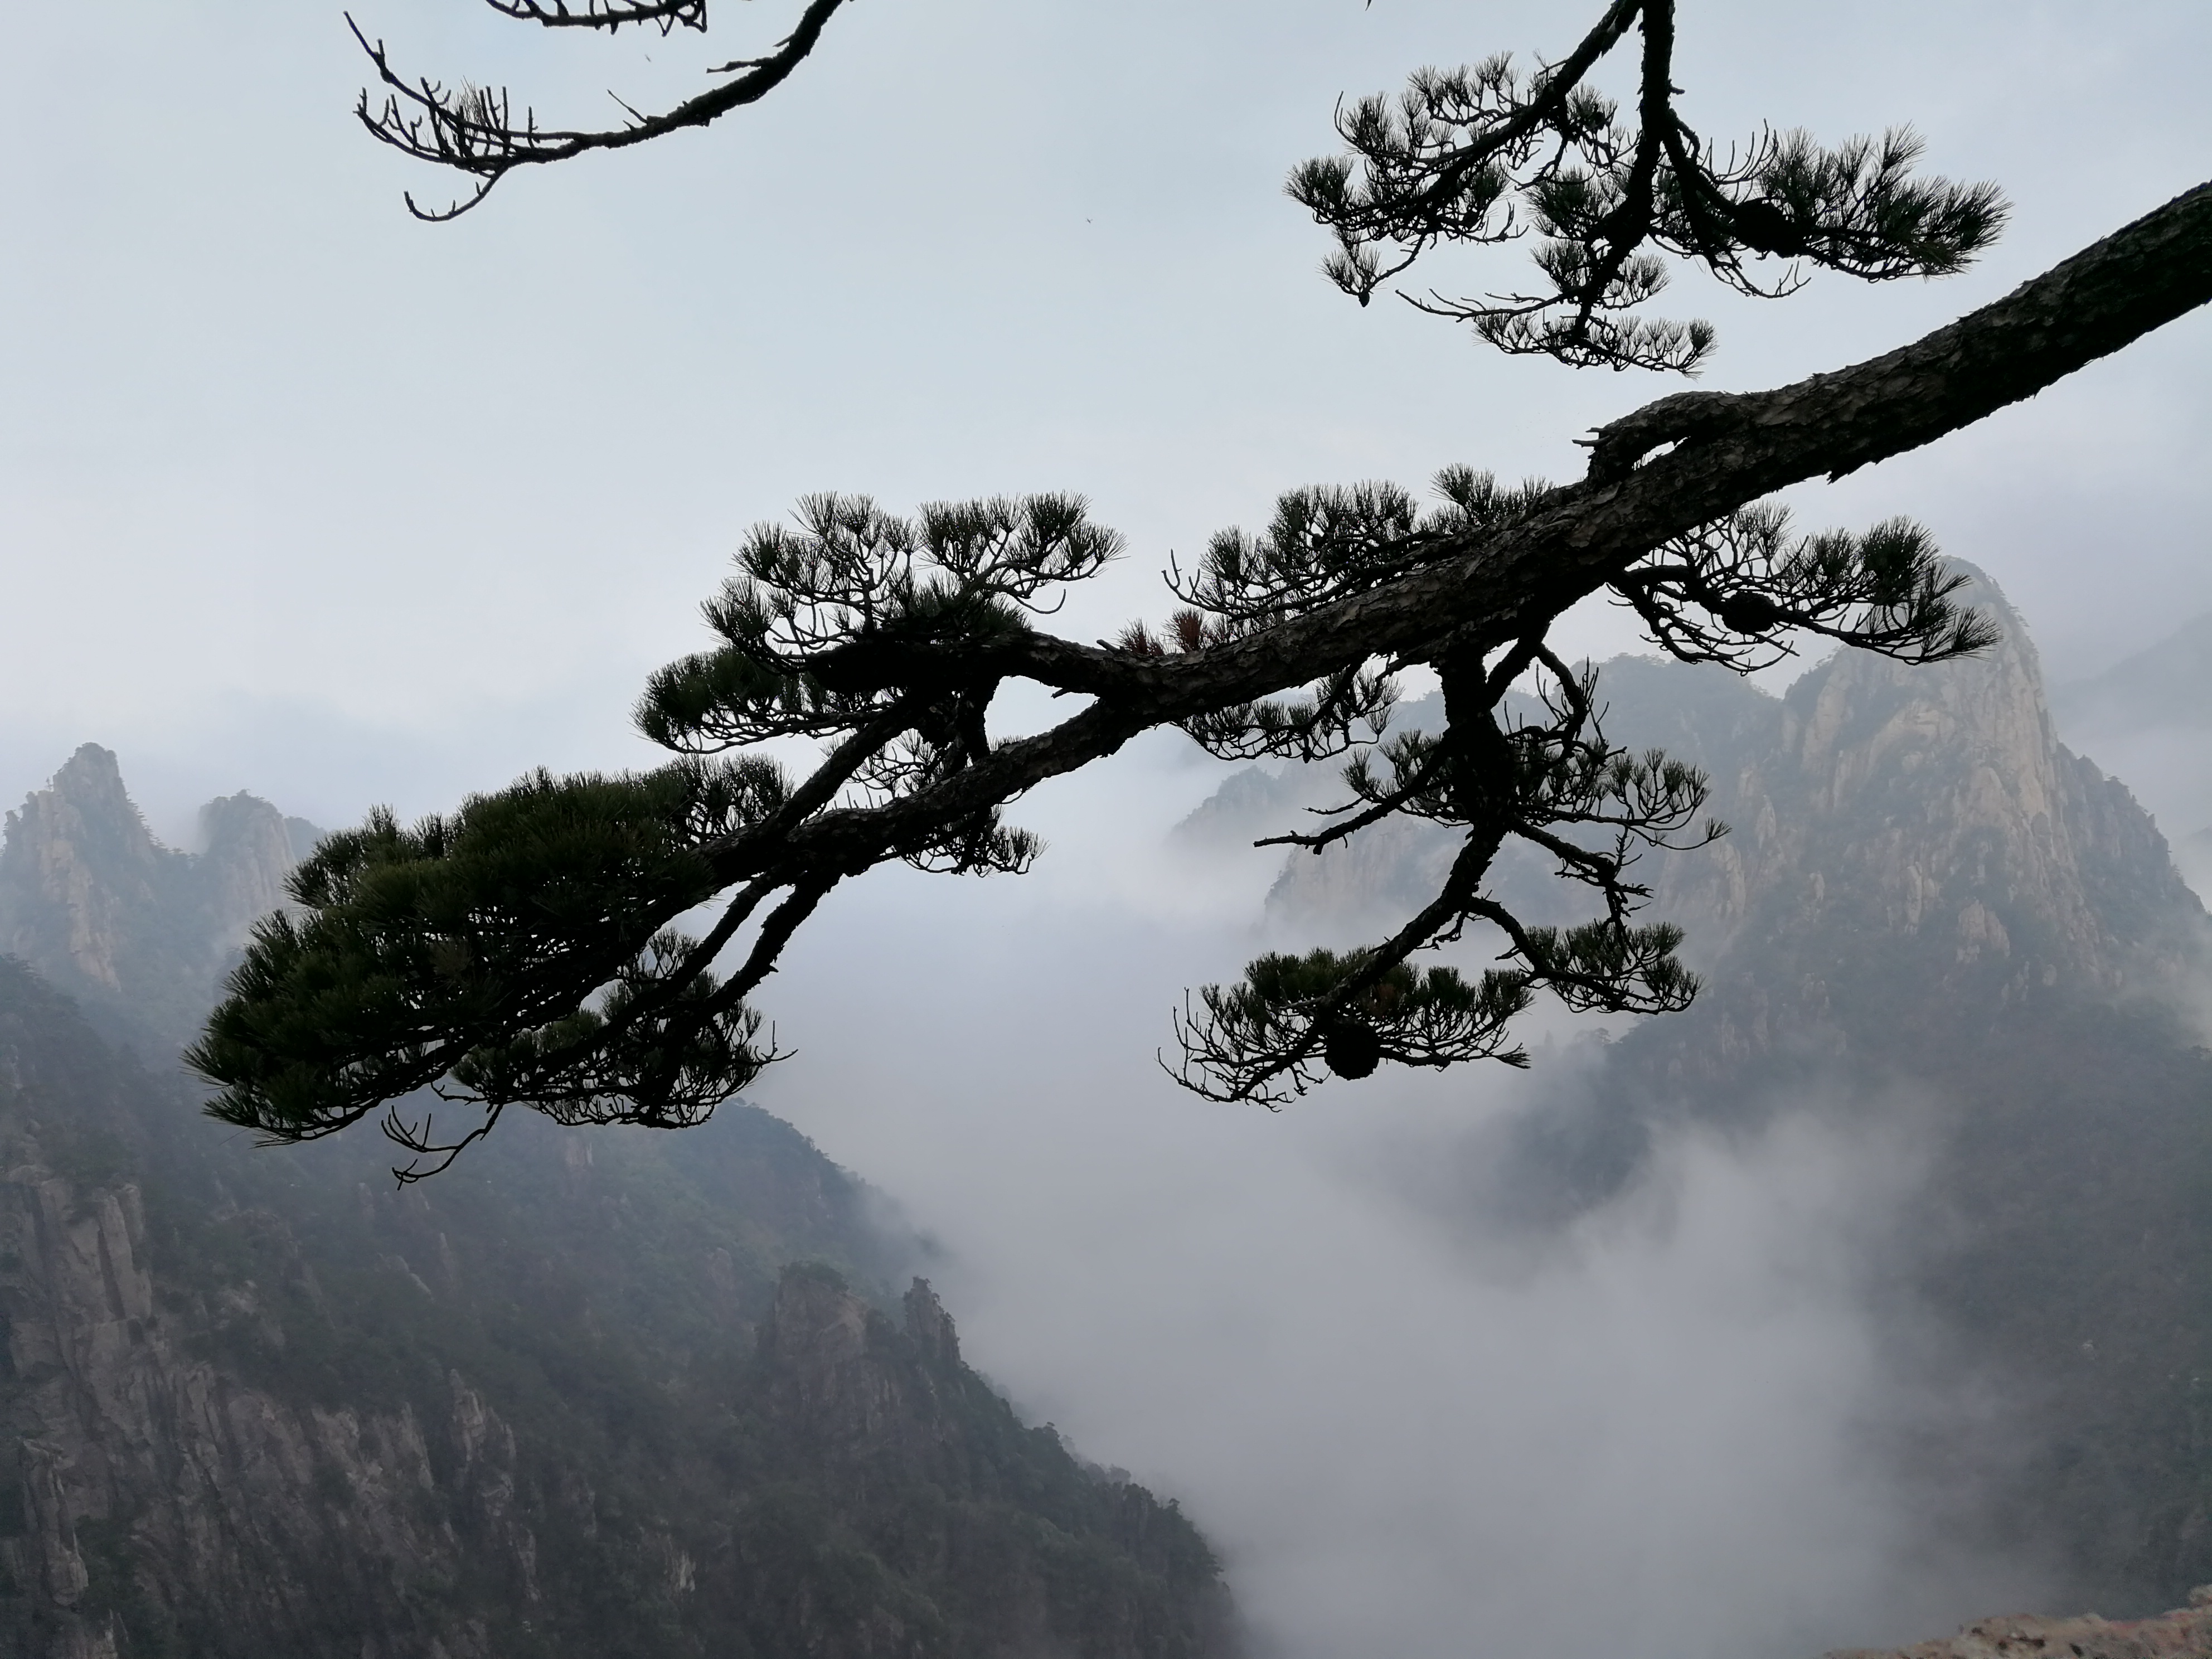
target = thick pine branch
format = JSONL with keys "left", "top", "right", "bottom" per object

{"left": 706, "top": 179, "right": 2212, "bottom": 890}
{"left": 194, "top": 171, "right": 2212, "bottom": 1160}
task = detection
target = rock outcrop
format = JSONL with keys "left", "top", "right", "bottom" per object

{"left": 1233, "top": 567, "right": 2212, "bottom": 1615}
{"left": 0, "top": 746, "right": 318, "bottom": 1051}
{"left": 1826, "top": 1592, "right": 2212, "bottom": 1659}
{"left": 0, "top": 957, "right": 486, "bottom": 1658}
{"left": 1652, "top": 571, "right": 2204, "bottom": 1051}
{"left": 1259, "top": 567, "right": 2207, "bottom": 1047}
{"left": 0, "top": 949, "right": 1239, "bottom": 1658}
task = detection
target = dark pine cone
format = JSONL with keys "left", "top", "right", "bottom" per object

{"left": 1715, "top": 590, "right": 1786, "bottom": 634}
{"left": 1322, "top": 1016, "right": 1383, "bottom": 1080}
{"left": 1729, "top": 198, "right": 1807, "bottom": 256}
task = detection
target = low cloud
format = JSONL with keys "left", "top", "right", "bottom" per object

{"left": 751, "top": 745, "right": 2051, "bottom": 1659}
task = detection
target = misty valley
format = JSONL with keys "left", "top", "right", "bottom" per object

{"left": 2, "top": 570, "right": 2211, "bottom": 1658}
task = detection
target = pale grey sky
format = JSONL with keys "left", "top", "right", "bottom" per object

{"left": 3, "top": 0, "right": 2209, "bottom": 835}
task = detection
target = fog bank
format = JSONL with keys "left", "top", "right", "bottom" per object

{"left": 752, "top": 744, "right": 2046, "bottom": 1659}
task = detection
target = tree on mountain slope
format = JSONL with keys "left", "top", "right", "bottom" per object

{"left": 192, "top": 0, "right": 2212, "bottom": 1175}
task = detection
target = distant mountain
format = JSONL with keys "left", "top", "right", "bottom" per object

{"left": 1259, "top": 658, "right": 1783, "bottom": 944}
{"left": 2055, "top": 610, "right": 2212, "bottom": 735}
{"left": 1268, "top": 570, "right": 2203, "bottom": 1016}
{"left": 1649, "top": 569, "right": 2201, "bottom": 1056}
{"left": 0, "top": 744, "right": 321, "bottom": 1052}
{"left": 1232, "top": 568, "right": 2212, "bottom": 1614}
{"left": 2049, "top": 608, "right": 2212, "bottom": 872}
{"left": 0, "top": 755, "right": 1240, "bottom": 1658}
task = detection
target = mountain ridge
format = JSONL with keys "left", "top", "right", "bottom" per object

{"left": 0, "top": 755, "right": 1242, "bottom": 1658}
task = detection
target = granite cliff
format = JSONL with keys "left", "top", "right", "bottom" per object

{"left": 0, "top": 745, "right": 318, "bottom": 1052}
{"left": 1262, "top": 569, "right": 2205, "bottom": 1027}
{"left": 0, "top": 758, "right": 1240, "bottom": 1659}
{"left": 1638, "top": 571, "right": 2203, "bottom": 1061}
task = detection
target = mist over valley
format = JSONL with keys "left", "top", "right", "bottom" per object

{"left": 4, "top": 576, "right": 2211, "bottom": 1656}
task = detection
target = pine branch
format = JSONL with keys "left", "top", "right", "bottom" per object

{"left": 346, "top": 0, "right": 852, "bottom": 219}
{"left": 1292, "top": 0, "right": 2007, "bottom": 369}
{"left": 192, "top": 176, "right": 2212, "bottom": 1168}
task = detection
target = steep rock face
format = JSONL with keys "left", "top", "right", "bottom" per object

{"left": 193, "top": 793, "right": 318, "bottom": 952}
{"left": 0, "top": 960, "right": 488, "bottom": 1659}
{"left": 735, "top": 1269, "right": 1238, "bottom": 1659}
{"left": 1239, "top": 573, "right": 2212, "bottom": 1613}
{"left": 0, "top": 746, "right": 180, "bottom": 997}
{"left": 0, "top": 748, "right": 316, "bottom": 1050}
{"left": 0, "top": 952, "right": 1240, "bottom": 1659}
{"left": 1258, "top": 569, "right": 2205, "bottom": 1049}
{"left": 0, "top": 748, "right": 1241, "bottom": 1658}
{"left": 1573, "top": 589, "right": 2212, "bottom": 1612}
{"left": 1655, "top": 574, "right": 2203, "bottom": 1055}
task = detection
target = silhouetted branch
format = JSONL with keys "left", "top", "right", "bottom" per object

{"left": 191, "top": 0, "right": 2212, "bottom": 1168}
{"left": 1291, "top": 0, "right": 2006, "bottom": 368}
{"left": 346, "top": 0, "right": 853, "bottom": 219}
{"left": 191, "top": 175, "right": 2212, "bottom": 1158}
{"left": 483, "top": 0, "right": 707, "bottom": 32}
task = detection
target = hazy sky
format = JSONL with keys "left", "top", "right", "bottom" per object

{"left": 3, "top": 0, "right": 2209, "bottom": 838}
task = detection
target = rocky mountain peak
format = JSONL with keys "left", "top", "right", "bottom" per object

{"left": 756, "top": 1265, "right": 971, "bottom": 1469}
{"left": 28, "top": 744, "right": 154, "bottom": 865}
{"left": 194, "top": 792, "right": 318, "bottom": 948}
{"left": 1668, "top": 567, "right": 2204, "bottom": 1025}
{"left": 1780, "top": 569, "right": 2058, "bottom": 808}
{"left": 0, "top": 749, "right": 322, "bottom": 1051}
{"left": 1253, "top": 565, "right": 2203, "bottom": 1038}
{"left": 903, "top": 1275, "right": 961, "bottom": 1367}
{"left": 0, "top": 744, "right": 177, "bottom": 993}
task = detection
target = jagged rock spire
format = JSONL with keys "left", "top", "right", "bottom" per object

{"left": 0, "top": 746, "right": 322, "bottom": 1049}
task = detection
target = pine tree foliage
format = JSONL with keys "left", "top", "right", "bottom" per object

{"left": 191, "top": 2, "right": 2212, "bottom": 1171}
{"left": 1616, "top": 507, "right": 2000, "bottom": 671}
{"left": 1288, "top": 0, "right": 2008, "bottom": 369}
{"left": 191, "top": 764, "right": 790, "bottom": 1176}
{"left": 1172, "top": 638, "right": 1716, "bottom": 1103}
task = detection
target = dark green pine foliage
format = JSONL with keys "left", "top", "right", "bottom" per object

{"left": 1160, "top": 482, "right": 1985, "bottom": 1104}
{"left": 192, "top": 460, "right": 1990, "bottom": 1152}
{"left": 192, "top": 496, "right": 1119, "bottom": 1177}
{"left": 1288, "top": 0, "right": 2005, "bottom": 369}
{"left": 192, "top": 762, "right": 790, "bottom": 1172}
